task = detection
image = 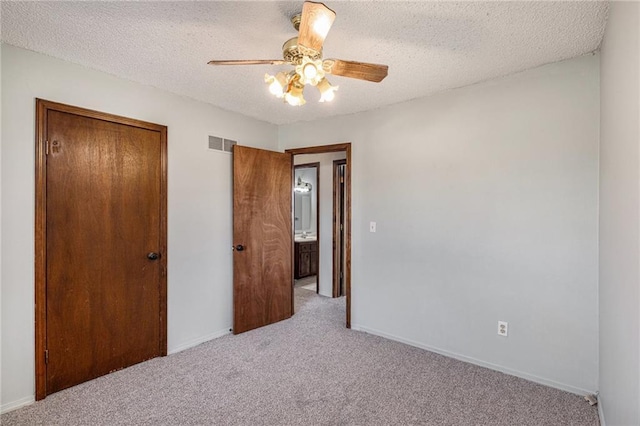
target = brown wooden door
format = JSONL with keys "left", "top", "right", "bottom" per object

{"left": 40, "top": 101, "right": 167, "bottom": 396}
{"left": 233, "top": 146, "right": 292, "bottom": 334}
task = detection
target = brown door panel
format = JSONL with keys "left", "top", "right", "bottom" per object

{"left": 39, "top": 104, "right": 167, "bottom": 396}
{"left": 233, "top": 146, "right": 292, "bottom": 334}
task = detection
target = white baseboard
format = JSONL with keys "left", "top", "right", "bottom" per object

{"left": 1, "top": 395, "right": 35, "bottom": 415}
{"left": 597, "top": 398, "right": 606, "bottom": 426}
{"left": 168, "top": 328, "right": 230, "bottom": 355}
{"left": 351, "top": 324, "right": 595, "bottom": 396}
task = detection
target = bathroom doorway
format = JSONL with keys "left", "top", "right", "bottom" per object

{"left": 286, "top": 143, "right": 352, "bottom": 328}
{"left": 293, "top": 163, "right": 320, "bottom": 294}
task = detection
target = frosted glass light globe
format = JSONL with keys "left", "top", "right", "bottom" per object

{"left": 303, "top": 63, "right": 318, "bottom": 80}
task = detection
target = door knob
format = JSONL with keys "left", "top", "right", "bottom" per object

{"left": 147, "top": 252, "right": 160, "bottom": 260}
{"left": 234, "top": 245, "right": 245, "bottom": 252}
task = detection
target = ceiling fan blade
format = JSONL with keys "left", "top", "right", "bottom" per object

{"left": 323, "top": 59, "right": 389, "bottom": 83}
{"left": 207, "top": 60, "right": 287, "bottom": 66}
{"left": 298, "top": 1, "right": 336, "bottom": 53}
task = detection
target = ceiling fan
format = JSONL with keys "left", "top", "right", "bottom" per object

{"left": 207, "top": 1, "right": 389, "bottom": 106}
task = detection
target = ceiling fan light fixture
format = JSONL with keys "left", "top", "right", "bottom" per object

{"left": 317, "top": 77, "right": 338, "bottom": 102}
{"left": 296, "top": 57, "right": 325, "bottom": 86}
{"left": 264, "top": 72, "right": 288, "bottom": 98}
{"left": 304, "top": 63, "right": 317, "bottom": 80}
{"left": 285, "top": 82, "right": 306, "bottom": 106}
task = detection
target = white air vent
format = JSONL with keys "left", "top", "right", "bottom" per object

{"left": 208, "top": 136, "right": 223, "bottom": 151}
{"left": 223, "top": 139, "right": 237, "bottom": 152}
{"left": 209, "top": 136, "right": 237, "bottom": 153}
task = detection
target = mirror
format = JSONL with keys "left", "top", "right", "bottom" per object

{"left": 295, "top": 193, "right": 312, "bottom": 231}
{"left": 294, "top": 167, "right": 317, "bottom": 234}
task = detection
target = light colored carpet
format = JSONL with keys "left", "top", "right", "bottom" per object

{"left": 2, "top": 288, "right": 599, "bottom": 425}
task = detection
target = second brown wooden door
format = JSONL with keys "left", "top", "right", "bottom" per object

{"left": 233, "top": 146, "right": 293, "bottom": 334}
{"left": 41, "top": 101, "right": 167, "bottom": 396}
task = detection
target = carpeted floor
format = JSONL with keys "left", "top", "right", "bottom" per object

{"left": 3, "top": 288, "right": 599, "bottom": 425}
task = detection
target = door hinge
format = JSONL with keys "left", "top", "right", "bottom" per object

{"left": 340, "top": 224, "right": 343, "bottom": 231}
{"left": 45, "top": 140, "right": 49, "bottom": 155}
{"left": 340, "top": 177, "right": 344, "bottom": 183}
{"left": 45, "top": 349, "right": 49, "bottom": 364}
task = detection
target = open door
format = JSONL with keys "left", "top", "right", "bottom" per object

{"left": 233, "top": 145, "right": 293, "bottom": 334}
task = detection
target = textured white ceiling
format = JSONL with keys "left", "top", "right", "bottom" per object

{"left": 1, "top": 1, "right": 608, "bottom": 125}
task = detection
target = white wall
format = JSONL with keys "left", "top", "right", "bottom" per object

{"left": 295, "top": 152, "right": 346, "bottom": 297}
{"left": 0, "top": 44, "right": 278, "bottom": 412}
{"left": 280, "top": 55, "right": 600, "bottom": 393}
{"left": 0, "top": 42, "right": 605, "bottom": 411}
{"left": 599, "top": 2, "right": 640, "bottom": 425}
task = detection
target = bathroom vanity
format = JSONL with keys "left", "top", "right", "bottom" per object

{"left": 294, "top": 239, "right": 318, "bottom": 279}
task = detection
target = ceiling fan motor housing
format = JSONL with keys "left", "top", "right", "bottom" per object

{"left": 282, "top": 37, "right": 322, "bottom": 65}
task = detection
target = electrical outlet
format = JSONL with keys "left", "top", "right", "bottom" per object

{"left": 498, "top": 321, "right": 508, "bottom": 337}
{"left": 369, "top": 221, "right": 376, "bottom": 232}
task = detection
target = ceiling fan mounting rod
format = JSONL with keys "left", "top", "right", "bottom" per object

{"left": 291, "top": 13, "right": 302, "bottom": 31}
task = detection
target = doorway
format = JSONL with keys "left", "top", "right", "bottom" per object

{"left": 286, "top": 143, "right": 352, "bottom": 328}
{"left": 34, "top": 99, "right": 168, "bottom": 399}
{"left": 293, "top": 163, "right": 320, "bottom": 294}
